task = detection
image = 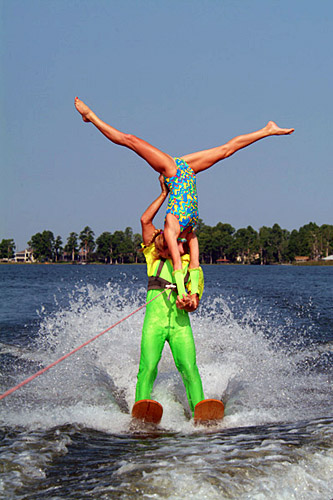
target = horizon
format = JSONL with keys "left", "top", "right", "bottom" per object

{"left": 8, "top": 217, "right": 331, "bottom": 252}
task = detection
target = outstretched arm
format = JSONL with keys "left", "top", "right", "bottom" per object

{"left": 141, "top": 175, "right": 169, "bottom": 245}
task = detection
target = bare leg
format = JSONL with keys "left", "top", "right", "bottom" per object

{"left": 164, "top": 214, "right": 182, "bottom": 271}
{"left": 181, "top": 121, "right": 294, "bottom": 174}
{"left": 187, "top": 232, "right": 200, "bottom": 269}
{"left": 74, "top": 97, "right": 176, "bottom": 177}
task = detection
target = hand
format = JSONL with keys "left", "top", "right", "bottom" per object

{"left": 176, "top": 293, "right": 199, "bottom": 312}
{"left": 176, "top": 294, "right": 188, "bottom": 310}
{"left": 159, "top": 174, "right": 169, "bottom": 196}
{"left": 185, "top": 294, "right": 199, "bottom": 312}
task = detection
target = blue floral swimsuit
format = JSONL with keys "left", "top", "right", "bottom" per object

{"left": 164, "top": 158, "right": 199, "bottom": 231}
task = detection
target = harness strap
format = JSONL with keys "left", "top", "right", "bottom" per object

{"left": 147, "top": 275, "right": 174, "bottom": 291}
{"left": 147, "top": 258, "right": 190, "bottom": 293}
{"left": 156, "top": 258, "right": 166, "bottom": 276}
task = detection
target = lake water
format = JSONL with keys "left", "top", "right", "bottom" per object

{"left": 1, "top": 264, "right": 332, "bottom": 499}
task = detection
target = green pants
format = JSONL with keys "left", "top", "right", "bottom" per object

{"left": 135, "top": 289, "right": 204, "bottom": 414}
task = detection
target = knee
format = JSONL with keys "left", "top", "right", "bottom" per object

{"left": 124, "top": 133, "right": 140, "bottom": 149}
{"left": 164, "top": 214, "right": 180, "bottom": 237}
{"left": 138, "top": 361, "right": 158, "bottom": 380}
{"left": 177, "top": 361, "right": 198, "bottom": 381}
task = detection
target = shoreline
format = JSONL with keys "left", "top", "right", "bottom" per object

{"left": 1, "top": 261, "right": 333, "bottom": 267}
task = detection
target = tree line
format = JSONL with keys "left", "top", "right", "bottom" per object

{"left": 1, "top": 221, "right": 332, "bottom": 264}
{"left": 196, "top": 221, "right": 333, "bottom": 264}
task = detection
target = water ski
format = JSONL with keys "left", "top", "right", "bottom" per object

{"left": 131, "top": 399, "right": 163, "bottom": 424}
{"left": 194, "top": 399, "right": 224, "bottom": 424}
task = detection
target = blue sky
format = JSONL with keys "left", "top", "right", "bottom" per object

{"left": 1, "top": 0, "right": 332, "bottom": 250}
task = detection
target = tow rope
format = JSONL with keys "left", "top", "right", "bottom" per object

{"left": 0, "top": 287, "right": 176, "bottom": 401}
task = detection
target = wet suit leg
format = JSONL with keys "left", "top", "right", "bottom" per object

{"left": 135, "top": 298, "right": 168, "bottom": 401}
{"left": 169, "top": 324, "right": 204, "bottom": 414}
{"left": 135, "top": 290, "right": 204, "bottom": 414}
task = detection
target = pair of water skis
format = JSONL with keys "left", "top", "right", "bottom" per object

{"left": 132, "top": 399, "right": 224, "bottom": 426}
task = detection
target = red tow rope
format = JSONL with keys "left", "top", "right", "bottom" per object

{"left": 0, "top": 290, "right": 167, "bottom": 401}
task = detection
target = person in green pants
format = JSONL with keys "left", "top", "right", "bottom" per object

{"left": 135, "top": 175, "right": 205, "bottom": 415}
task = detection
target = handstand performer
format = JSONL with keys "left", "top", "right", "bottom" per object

{"left": 74, "top": 97, "right": 294, "bottom": 299}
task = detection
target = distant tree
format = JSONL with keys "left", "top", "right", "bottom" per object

{"left": 298, "top": 222, "right": 320, "bottom": 260}
{"left": 65, "top": 232, "right": 78, "bottom": 262}
{"left": 28, "top": 231, "right": 55, "bottom": 261}
{"left": 133, "top": 232, "right": 144, "bottom": 263}
{"left": 79, "top": 226, "right": 95, "bottom": 261}
{"left": 96, "top": 232, "right": 113, "bottom": 263}
{"left": 259, "top": 226, "right": 273, "bottom": 265}
{"left": 213, "top": 222, "right": 235, "bottom": 261}
{"left": 232, "top": 228, "right": 247, "bottom": 263}
{"left": 233, "top": 226, "right": 259, "bottom": 264}
{"left": 17, "top": 219, "right": 333, "bottom": 266}
{"left": 123, "top": 227, "right": 135, "bottom": 263}
{"left": 258, "top": 224, "right": 290, "bottom": 264}
{"left": 54, "top": 236, "right": 63, "bottom": 262}
{"left": 195, "top": 218, "right": 205, "bottom": 233}
{"left": 95, "top": 228, "right": 140, "bottom": 264}
{"left": 112, "top": 230, "right": 128, "bottom": 263}
{"left": 246, "top": 226, "right": 260, "bottom": 262}
{"left": 320, "top": 224, "right": 333, "bottom": 257}
{"left": 279, "top": 228, "right": 291, "bottom": 263}
{"left": 197, "top": 223, "right": 214, "bottom": 264}
{"left": 0, "top": 239, "right": 16, "bottom": 259}
{"left": 287, "top": 229, "right": 301, "bottom": 261}
{"left": 270, "top": 224, "right": 290, "bottom": 263}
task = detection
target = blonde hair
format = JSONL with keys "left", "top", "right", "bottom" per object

{"left": 142, "top": 228, "right": 190, "bottom": 258}
{"left": 141, "top": 229, "right": 169, "bottom": 258}
{"left": 144, "top": 229, "right": 162, "bottom": 247}
{"left": 154, "top": 232, "right": 168, "bottom": 257}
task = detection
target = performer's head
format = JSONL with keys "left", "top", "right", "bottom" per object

{"left": 153, "top": 230, "right": 189, "bottom": 259}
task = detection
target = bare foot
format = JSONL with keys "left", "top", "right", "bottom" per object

{"left": 265, "top": 121, "right": 294, "bottom": 135}
{"left": 74, "top": 97, "right": 92, "bottom": 123}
